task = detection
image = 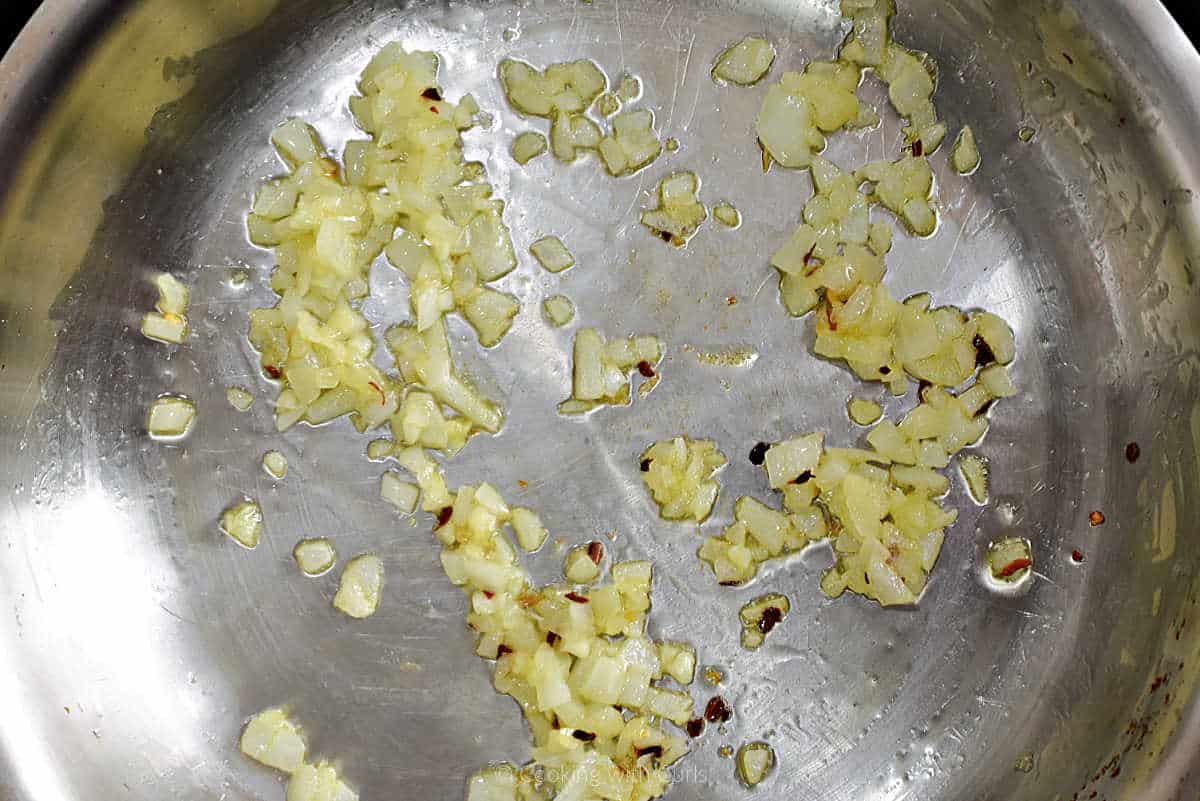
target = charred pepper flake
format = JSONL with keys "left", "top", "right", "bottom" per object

{"left": 497, "top": 644, "right": 514, "bottom": 656}
{"left": 264, "top": 364, "right": 282, "bottom": 379}
{"left": 704, "top": 695, "right": 733, "bottom": 723}
{"left": 997, "top": 557, "right": 1032, "bottom": 578}
{"left": 1089, "top": 510, "right": 1106, "bottom": 526}
{"left": 973, "top": 334, "right": 996, "bottom": 367}
{"left": 878, "top": 365, "right": 891, "bottom": 375}
{"left": 911, "top": 138, "right": 924, "bottom": 157}
{"left": 757, "top": 606, "right": 784, "bottom": 634}
{"left": 572, "top": 729, "right": 596, "bottom": 742}
{"left": 789, "top": 470, "right": 813, "bottom": 485}
{"left": 637, "top": 360, "right": 656, "bottom": 378}
{"left": 564, "top": 591, "right": 590, "bottom": 604}
{"left": 1125, "top": 442, "right": 1141, "bottom": 463}
{"left": 1071, "top": 549, "right": 1085, "bottom": 563}
{"left": 435, "top": 506, "right": 454, "bottom": 528}
{"left": 545, "top": 631, "right": 561, "bottom": 646}
{"left": 634, "top": 744, "right": 664, "bottom": 759}
{"left": 685, "top": 718, "right": 705, "bottom": 738}
{"left": 420, "top": 87, "right": 443, "bottom": 101}
{"left": 748, "top": 442, "right": 769, "bottom": 466}
{"left": 658, "top": 230, "right": 673, "bottom": 243}
{"left": 640, "top": 457, "right": 653, "bottom": 472}
{"left": 586, "top": 541, "right": 603, "bottom": 564}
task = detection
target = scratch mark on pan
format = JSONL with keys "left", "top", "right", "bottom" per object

{"left": 941, "top": 198, "right": 978, "bottom": 280}
{"left": 614, "top": 0, "right": 626, "bottom": 72}
{"left": 752, "top": 271, "right": 775, "bottom": 300}
{"left": 679, "top": 32, "right": 701, "bottom": 131}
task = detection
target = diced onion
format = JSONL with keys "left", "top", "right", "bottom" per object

{"left": 736, "top": 741, "right": 775, "bottom": 787}
{"left": 221, "top": 500, "right": 264, "bottom": 549}
{"left": 640, "top": 171, "right": 706, "bottom": 245}
{"left": 640, "top": 437, "right": 726, "bottom": 522}
{"left": 263, "top": 450, "right": 288, "bottom": 479}
{"left": 739, "top": 593, "right": 789, "bottom": 650}
{"left": 226, "top": 387, "right": 255, "bottom": 411}
{"left": 147, "top": 396, "right": 195, "bottom": 438}
{"left": 530, "top": 236, "right": 576, "bottom": 273}
{"left": 848, "top": 397, "right": 883, "bottom": 425}
{"left": 141, "top": 312, "right": 188, "bottom": 344}
{"left": 959, "top": 453, "right": 989, "bottom": 504}
{"left": 333, "top": 554, "right": 384, "bottom": 619}
{"left": 240, "top": 708, "right": 306, "bottom": 774}
{"left": 987, "top": 537, "right": 1032, "bottom": 582}
{"left": 286, "top": 761, "right": 358, "bottom": 801}
{"left": 511, "top": 131, "right": 548, "bottom": 165}
{"left": 951, "top": 125, "right": 980, "bottom": 174}
{"left": 564, "top": 544, "right": 603, "bottom": 584}
{"left": 712, "top": 202, "right": 740, "bottom": 227}
{"left": 293, "top": 538, "right": 336, "bottom": 576}
{"left": 712, "top": 36, "right": 776, "bottom": 85}
{"left": 542, "top": 295, "right": 575, "bottom": 327}
{"left": 380, "top": 470, "right": 420, "bottom": 513}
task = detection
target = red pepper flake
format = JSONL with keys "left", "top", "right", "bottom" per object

{"left": 640, "top": 457, "right": 653, "bottom": 472}
{"left": 497, "top": 644, "right": 513, "bottom": 656}
{"left": 420, "top": 87, "right": 443, "bottom": 101}
{"left": 586, "top": 541, "right": 603, "bottom": 564}
{"left": 718, "top": 580, "right": 741, "bottom": 587}
{"left": 704, "top": 696, "right": 733, "bottom": 723}
{"left": 824, "top": 304, "right": 838, "bottom": 331}
{"left": 1071, "top": 549, "right": 1085, "bottom": 563}
{"left": 565, "top": 591, "right": 590, "bottom": 604}
{"left": 435, "top": 506, "right": 453, "bottom": 528}
{"left": 546, "top": 631, "right": 560, "bottom": 646}
{"left": 572, "top": 730, "right": 596, "bottom": 742}
{"left": 748, "top": 442, "right": 769, "bottom": 466}
{"left": 482, "top": 590, "right": 495, "bottom": 599}
{"left": 1062, "top": 51, "right": 1075, "bottom": 65}
{"left": 636, "top": 360, "right": 656, "bottom": 378}
{"left": 911, "top": 139, "right": 924, "bottom": 158}
{"left": 726, "top": 296, "right": 738, "bottom": 306}
{"left": 758, "top": 606, "right": 784, "bottom": 634}
{"left": 264, "top": 364, "right": 282, "bottom": 379}
{"left": 1125, "top": 442, "right": 1140, "bottom": 463}
{"left": 1118, "top": 115, "right": 1127, "bottom": 127}
{"left": 429, "top": 106, "right": 439, "bottom": 114}
{"left": 685, "top": 718, "right": 705, "bottom": 738}
{"left": 368, "top": 380, "right": 386, "bottom": 405}
{"left": 1089, "top": 510, "right": 1105, "bottom": 526}
{"left": 634, "top": 744, "right": 663, "bottom": 759}
{"left": 996, "top": 558, "right": 1032, "bottom": 578}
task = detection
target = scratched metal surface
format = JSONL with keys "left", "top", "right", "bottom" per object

{"left": 1, "top": 1, "right": 1199, "bottom": 800}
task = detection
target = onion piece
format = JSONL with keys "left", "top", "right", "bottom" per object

{"left": 226, "top": 387, "right": 255, "bottom": 411}
{"left": 739, "top": 593, "right": 789, "bottom": 650}
{"left": 141, "top": 312, "right": 187, "bottom": 344}
{"left": 530, "top": 236, "right": 576, "bottom": 273}
{"left": 333, "top": 554, "right": 384, "bottom": 619}
{"left": 958, "top": 453, "right": 989, "bottom": 503}
{"left": 736, "top": 741, "right": 776, "bottom": 787}
{"left": 220, "top": 500, "right": 263, "bottom": 549}
{"left": 286, "top": 761, "right": 358, "bottom": 801}
{"left": 640, "top": 171, "right": 706, "bottom": 245}
{"left": 951, "top": 125, "right": 981, "bottom": 174}
{"left": 564, "top": 544, "right": 603, "bottom": 584}
{"left": 542, "top": 294, "right": 576, "bottom": 327}
{"left": 240, "top": 708, "right": 306, "bottom": 774}
{"left": 511, "top": 131, "right": 548, "bottom": 165}
{"left": 147, "top": 396, "right": 195, "bottom": 437}
{"left": 712, "top": 202, "right": 741, "bottom": 227}
{"left": 640, "top": 437, "right": 726, "bottom": 521}
{"left": 263, "top": 450, "right": 288, "bottom": 479}
{"left": 380, "top": 470, "right": 419, "bottom": 513}
{"left": 987, "top": 537, "right": 1032, "bottom": 582}
{"left": 848, "top": 397, "right": 883, "bottom": 425}
{"left": 712, "top": 36, "right": 776, "bottom": 86}
{"left": 293, "top": 538, "right": 336, "bottom": 576}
